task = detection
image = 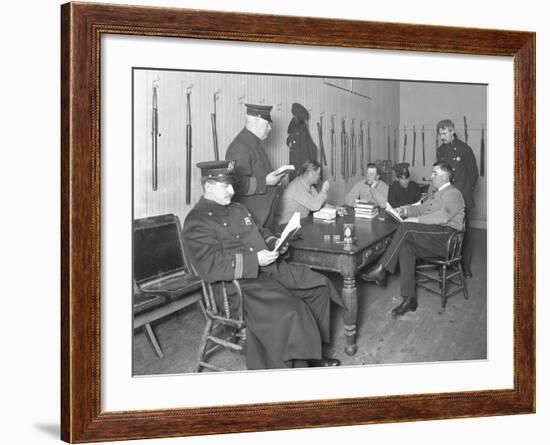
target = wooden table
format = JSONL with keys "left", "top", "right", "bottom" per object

{"left": 287, "top": 211, "right": 398, "bottom": 355}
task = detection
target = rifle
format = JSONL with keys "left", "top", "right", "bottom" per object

{"left": 210, "top": 92, "right": 219, "bottom": 160}
{"left": 185, "top": 90, "right": 192, "bottom": 205}
{"left": 387, "top": 127, "right": 391, "bottom": 161}
{"left": 480, "top": 126, "right": 485, "bottom": 177}
{"left": 341, "top": 118, "right": 348, "bottom": 181}
{"left": 421, "top": 125, "right": 426, "bottom": 166}
{"left": 151, "top": 81, "right": 159, "bottom": 191}
{"left": 351, "top": 119, "right": 357, "bottom": 176}
{"left": 359, "top": 121, "right": 365, "bottom": 176}
{"left": 393, "top": 126, "right": 398, "bottom": 162}
{"left": 463, "top": 116, "right": 469, "bottom": 143}
{"left": 412, "top": 125, "right": 416, "bottom": 166}
{"left": 317, "top": 115, "right": 327, "bottom": 166}
{"left": 402, "top": 125, "right": 407, "bottom": 162}
{"left": 330, "top": 115, "right": 336, "bottom": 177}
{"left": 367, "top": 122, "right": 372, "bottom": 164}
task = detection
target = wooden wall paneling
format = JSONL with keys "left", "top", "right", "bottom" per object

{"left": 133, "top": 72, "right": 400, "bottom": 222}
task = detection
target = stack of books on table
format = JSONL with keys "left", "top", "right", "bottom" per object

{"left": 354, "top": 201, "right": 379, "bottom": 219}
{"left": 313, "top": 207, "right": 337, "bottom": 221}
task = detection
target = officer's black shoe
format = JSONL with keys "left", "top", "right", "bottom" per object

{"left": 309, "top": 358, "right": 341, "bottom": 367}
{"left": 360, "top": 263, "right": 386, "bottom": 286}
{"left": 391, "top": 296, "right": 418, "bottom": 319}
{"left": 464, "top": 269, "right": 473, "bottom": 278}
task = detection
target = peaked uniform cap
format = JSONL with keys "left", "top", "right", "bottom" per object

{"left": 245, "top": 103, "right": 273, "bottom": 122}
{"left": 197, "top": 160, "right": 238, "bottom": 183}
{"left": 393, "top": 162, "right": 411, "bottom": 178}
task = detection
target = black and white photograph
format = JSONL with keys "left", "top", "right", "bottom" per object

{"left": 132, "top": 69, "right": 487, "bottom": 375}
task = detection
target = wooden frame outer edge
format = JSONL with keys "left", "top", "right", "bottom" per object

{"left": 60, "top": 2, "right": 536, "bottom": 443}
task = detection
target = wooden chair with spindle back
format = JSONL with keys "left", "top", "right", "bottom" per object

{"left": 416, "top": 230, "right": 469, "bottom": 313}
{"left": 182, "top": 246, "right": 247, "bottom": 372}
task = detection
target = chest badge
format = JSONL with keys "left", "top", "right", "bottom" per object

{"left": 244, "top": 216, "right": 252, "bottom": 226}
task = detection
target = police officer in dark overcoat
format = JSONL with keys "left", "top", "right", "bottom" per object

{"left": 436, "top": 119, "right": 479, "bottom": 277}
{"left": 183, "top": 160, "right": 342, "bottom": 370}
{"left": 225, "top": 104, "right": 284, "bottom": 231}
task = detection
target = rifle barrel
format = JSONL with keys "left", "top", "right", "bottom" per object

{"left": 151, "top": 86, "right": 159, "bottom": 191}
{"left": 185, "top": 92, "right": 192, "bottom": 204}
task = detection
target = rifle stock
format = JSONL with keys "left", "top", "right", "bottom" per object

{"left": 330, "top": 116, "right": 336, "bottom": 177}
{"left": 210, "top": 113, "right": 219, "bottom": 161}
{"left": 412, "top": 125, "right": 416, "bottom": 166}
{"left": 421, "top": 125, "right": 426, "bottom": 166}
{"left": 317, "top": 116, "right": 327, "bottom": 166}
{"left": 151, "top": 83, "right": 159, "bottom": 191}
{"left": 185, "top": 92, "right": 192, "bottom": 205}
{"left": 402, "top": 125, "right": 407, "bottom": 162}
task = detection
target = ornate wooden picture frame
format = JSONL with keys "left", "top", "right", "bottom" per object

{"left": 61, "top": 2, "right": 535, "bottom": 442}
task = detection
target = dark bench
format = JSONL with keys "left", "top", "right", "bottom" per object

{"left": 133, "top": 213, "right": 202, "bottom": 358}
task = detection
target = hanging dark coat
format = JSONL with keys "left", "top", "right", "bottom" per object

{"left": 287, "top": 117, "right": 319, "bottom": 181}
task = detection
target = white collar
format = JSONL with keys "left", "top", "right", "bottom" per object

{"left": 438, "top": 182, "right": 451, "bottom": 191}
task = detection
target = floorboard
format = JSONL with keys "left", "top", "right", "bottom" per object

{"left": 133, "top": 228, "right": 487, "bottom": 375}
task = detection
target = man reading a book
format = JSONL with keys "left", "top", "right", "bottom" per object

{"left": 344, "top": 163, "right": 389, "bottom": 208}
{"left": 276, "top": 159, "right": 330, "bottom": 225}
{"left": 226, "top": 103, "right": 291, "bottom": 231}
{"left": 360, "top": 161, "right": 465, "bottom": 318}
{"left": 184, "top": 160, "right": 342, "bottom": 369}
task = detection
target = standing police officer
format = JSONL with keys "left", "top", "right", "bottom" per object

{"left": 436, "top": 119, "right": 479, "bottom": 277}
{"left": 225, "top": 104, "right": 285, "bottom": 231}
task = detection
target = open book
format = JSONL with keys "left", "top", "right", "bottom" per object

{"left": 385, "top": 204, "right": 404, "bottom": 223}
{"left": 273, "top": 164, "right": 295, "bottom": 176}
{"left": 273, "top": 212, "right": 301, "bottom": 252}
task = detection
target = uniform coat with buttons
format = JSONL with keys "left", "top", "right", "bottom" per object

{"left": 436, "top": 135, "right": 479, "bottom": 273}
{"left": 183, "top": 197, "right": 341, "bottom": 370}
{"left": 225, "top": 127, "right": 282, "bottom": 231}
{"left": 387, "top": 180, "right": 422, "bottom": 208}
{"left": 436, "top": 136, "right": 478, "bottom": 210}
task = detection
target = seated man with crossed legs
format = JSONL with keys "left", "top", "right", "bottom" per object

{"left": 360, "top": 161, "right": 465, "bottom": 318}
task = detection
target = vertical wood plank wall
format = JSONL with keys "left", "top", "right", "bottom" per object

{"left": 134, "top": 69, "right": 400, "bottom": 223}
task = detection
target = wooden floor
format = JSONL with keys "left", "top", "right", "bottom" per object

{"left": 133, "top": 228, "right": 487, "bottom": 375}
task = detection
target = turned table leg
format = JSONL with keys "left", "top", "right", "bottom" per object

{"left": 342, "top": 274, "right": 358, "bottom": 356}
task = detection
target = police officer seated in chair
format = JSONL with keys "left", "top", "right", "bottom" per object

{"left": 183, "top": 160, "right": 342, "bottom": 370}
{"left": 387, "top": 162, "right": 422, "bottom": 208}
{"left": 360, "top": 161, "right": 465, "bottom": 318}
